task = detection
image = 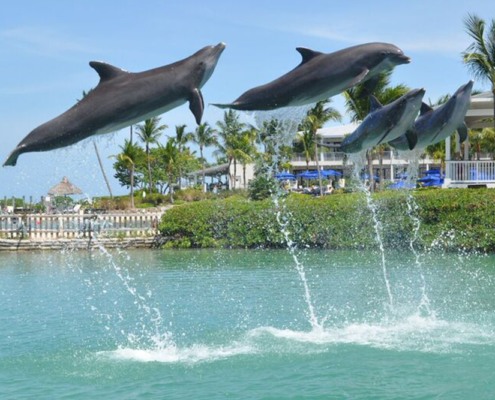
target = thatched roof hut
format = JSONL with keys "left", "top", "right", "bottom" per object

{"left": 48, "top": 177, "right": 83, "bottom": 196}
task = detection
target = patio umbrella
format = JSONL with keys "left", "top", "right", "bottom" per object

{"left": 48, "top": 177, "right": 83, "bottom": 196}
{"left": 297, "top": 170, "right": 320, "bottom": 179}
{"left": 424, "top": 169, "right": 441, "bottom": 175}
{"left": 275, "top": 172, "right": 296, "bottom": 180}
{"left": 388, "top": 181, "right": 416, "bottom": 189}
{"left": 321, "top": 169, "right": 343, "bottom": 177}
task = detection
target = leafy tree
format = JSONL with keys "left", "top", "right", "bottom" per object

{"left": 215, "top": 110, "right": 246, "bottom": 189}
{"left": 190, "top": 123, "right": 218, "bottom": 191}
{"left": 173, "top": 124, "right": 193, "bottom": 190}
{"left": 300, "top": 100, "right": 342, "bottom": 195}
{"left": 135, "top": 117, "right": 167, "bottom": 193}
{"left": 112, "top": 140, "right": 144, "bottom": 208}
{"left": 462, "top": 13, "right": 495, "bottom": 130}
{"left": 159, "top": 139, "right": 181, "bottom": 204}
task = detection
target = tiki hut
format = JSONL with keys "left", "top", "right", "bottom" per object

{"left": 48, "top": 177, "right": 83, "bottom": 197}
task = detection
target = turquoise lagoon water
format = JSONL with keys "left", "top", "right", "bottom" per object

{"left": 1, "top": 248, "right": 495, "bottom": 399}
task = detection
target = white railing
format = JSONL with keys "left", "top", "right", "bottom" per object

{"left": 0, "top": 212, "right": 162, "bottom": 240}
{"left": 447, "top": 161, "right": 495, "bottom": 183}
{"left": 321, "top": 152, "right": 345, "bottom": 161}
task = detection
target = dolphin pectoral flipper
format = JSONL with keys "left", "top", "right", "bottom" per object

{"left": 189, "top": 88, "right": 204, "bottom": 125}
{"left": 344, "top": 69, "right": 369, "bottom": 91}
{"left": 457, "top": 122, "right": 468, "bottom": 143}
{"left": 362, "top": 75, "right": 381, "bottom": 97}
{"left": 405, "top": 129, "right": 418, "bottom": 150}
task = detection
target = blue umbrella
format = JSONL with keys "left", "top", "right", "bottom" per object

{"left": 297, "top": 170, "right": 320, "bottom": 179}
{"left": 424, "top": 169, "right": 441, "bottom": 175}
{"left": 321, "top": 169, "right": 343, "bottom": 177}
{"left": 275, "top": 172, "right": 296, "bottom": 180}
{"left": 418, "top": 175, "right": 439, "bottom": 183}
{"left": 422, "top": 178, "right": 444, "bottom": 187}
{"left": 361, "top": 174, "right": 380, "bottom": 181}
{"left": 388, "top": 181, "right": 416, "bottom": 189}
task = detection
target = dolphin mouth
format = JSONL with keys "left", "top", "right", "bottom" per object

{"left": 214, "top": 42, "right": 226, "bottom": 55}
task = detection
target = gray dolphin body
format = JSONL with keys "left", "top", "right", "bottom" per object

{"left": 4, "top": 43, "right": 226, "bottom": 166}
{"left": 389, "top": 81, "right": 473, "bottom": 151}
{"left": 212, "top": 42, "right": 411, "bottom": 111}
{"left": 340, "top": 89, "right": 425, "bottom": 154}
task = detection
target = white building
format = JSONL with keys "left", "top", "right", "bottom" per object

{"left": 188, "top": 163, "right": 256, "bottom": 190}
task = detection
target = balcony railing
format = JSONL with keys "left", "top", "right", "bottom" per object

{"left": 447, "top": 161, "right": 495, "bottom": 183}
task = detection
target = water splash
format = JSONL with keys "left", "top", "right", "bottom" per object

{"left": 348, "top": 151, "right": 394, "bottom": 311}
{"left": 251, "top": 105, "right": 322, "bottom": 331}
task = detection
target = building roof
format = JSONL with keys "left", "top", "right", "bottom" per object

{"left": 316, "top": 122, "right": 361, "bottom": 139}
{"left": 466, "top": 91, "right": 494, "bottom": 129}
{"left": 48, "top": 177, "right": 83, "bottom": 196}
{"left": 188, "top": 163, "right": 230, "bottom": 177}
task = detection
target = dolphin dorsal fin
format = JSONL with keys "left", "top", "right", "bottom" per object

{"left": 420, "top": 102, "right": 434, "bottom": 116}
{"left": 89, "top": 61, "right": 128, "bottom": 82}
{"left": 296, "top": 47, "right": 323, "bottom": 64}
{"left": 369, "top": 95, "right": 383, "bottom": 112}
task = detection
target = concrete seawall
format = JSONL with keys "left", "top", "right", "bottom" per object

{"left": 0, "top": 237, "right": 162, "bottom": 251}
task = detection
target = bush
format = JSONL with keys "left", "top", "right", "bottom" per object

{"left": 159, "top": 189, "right": 495, "bottom": 252}
{"left": 248, "top": 176, "right": 279, "bottom": 201}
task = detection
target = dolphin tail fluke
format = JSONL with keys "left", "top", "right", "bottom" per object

{"left": 405, "top": 129, "right": 418, "bottom": 150}
{"left": 3, "top": 147, "right": 21, "bottom": 167}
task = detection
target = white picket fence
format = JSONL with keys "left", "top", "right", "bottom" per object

{"left": 0, "top": 212, "right": 162, "bottom": 240}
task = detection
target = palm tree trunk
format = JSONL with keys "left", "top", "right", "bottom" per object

{"left": 147, "top": 144, "right": 152, "bottom": 193}
{"left": 314, "top": 141, "right": 323, "bottom": 196}
{"left": 243, "top": 164, "right": 247, "bottom": 189}
{"left": 169, "top": 173, "right": 174, "bottom": 204}
{"left": 227, "top": 159, "right": 233, "bottom": 190}
{"left": 233, "top": 158, "right": 237, "bottom": 190}
{"left": 130, "top": 163, "right": 135, "bottom": 209}
{"left": 200, "top": 146, "right": 206, "bottom": 193}
{"left": 367, "top": 150, "right": 374, "bottom": 193}
{"left": 378, "top": 148, "right": 384, "bottom": 184}
{"left": 93, "top": 142, "right": 113, "bottom": 199}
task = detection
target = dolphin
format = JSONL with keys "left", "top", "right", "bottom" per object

{"left": 338, "top": 89, "right": 425, "bottom": 153}
{"left": 212, "top": 42, "right": 411, "bottom": 111}
{"left": 389, "top": 81, "right": 474, "bottom": 151}
{"left": 4, "top": 43, "right": 226, "bottom": 166}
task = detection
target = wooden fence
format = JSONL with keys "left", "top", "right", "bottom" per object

{"left": 0, "top": 212, "right": 162, "bottom": 240}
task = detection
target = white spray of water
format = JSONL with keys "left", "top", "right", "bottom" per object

{"left": 348, "top": 151, "right": 394, "bottom": 311}
{"left": 252, "top": 105, "right": 322, "bottom": 331}
{"left": 400, "top": 149, "right": 433, "bottom": 316}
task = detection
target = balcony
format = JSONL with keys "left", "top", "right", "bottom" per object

{"left": 446, "top": 161, "right": 495, "bottom": 186}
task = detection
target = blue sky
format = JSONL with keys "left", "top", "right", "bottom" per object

{"left": 0, "top": 0, "right": 493, "bottom": 198}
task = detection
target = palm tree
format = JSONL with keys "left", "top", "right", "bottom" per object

{"left": 294, "top": 130, "right": 315, "bottom": 170}
{"left": 215, "top": 110, "right": 246, "bottom": 189}
{"left": 160, "top": 139, "right": 180, "bottom": 204}
{"left": 112, "top": 140, "right": 141, "bottom": 208}
{"left": 191, "top": 123, "right": 218, "bottom": 192}
{"left": 344, "top": 72, "right": 409, "bottom": 191}
{"left": 173, "top": 125, "right": 193, "bottom": 190}
{"left": 462, "top": 13, "right": 495, "bottom": 130}
{"left": 237, "top": 128, "right": 258, "bottom": 189}
{"left": 302, "top": 100, "right": 342, "bottom": 195}
{"left": 78, "top": 89, "right": 114, "bottom": 199}
{"left": 135, "top": 117, "right": 167, "bottom": 193}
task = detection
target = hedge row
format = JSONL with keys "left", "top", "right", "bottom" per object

{"left": 159, "top": 189, "right": 495, "bottom": 252}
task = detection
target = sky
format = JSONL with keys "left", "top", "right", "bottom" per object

{"left": 0, "top": 0, "right": 494, "bottom": 198}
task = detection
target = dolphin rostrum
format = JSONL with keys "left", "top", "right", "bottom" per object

{"left": 4, "top": 43, "right": 226, "bottom": 166}
{"left": 389, "top": 81, "right": 473, "bottom": 151}
{"left": 339, "top": 89, "right": 425, "bottom": 154}
{"left": 212, "top": 42, "right": 411, "bottom": 111}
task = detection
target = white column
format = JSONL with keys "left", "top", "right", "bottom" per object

{"left": 464, "top": 137, "right": 470, "bottom": 160}
{"left": 455, "top": 133, "right": 461, "bottom": 154}
{"left": 390, "top": 151, "right": 395, "bottom": 182}
{"left": 445, "top": 136, "right": 452, "bottom": 185}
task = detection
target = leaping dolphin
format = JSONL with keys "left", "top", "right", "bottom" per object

{"left": 339, "top": 89, "right": 425, "bottom": 154}
{"left": 212, "top": 42, "right": 411, "bottom": 111}
{"left": 4, "top": 43, "right": 226, "bottom": 166}
{"left": 389, "top": 81, "right": 474, "bottom": 151}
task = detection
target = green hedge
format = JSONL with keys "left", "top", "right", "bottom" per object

{"left": 159, "top": 189, "right": 495, "bottom": 252}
